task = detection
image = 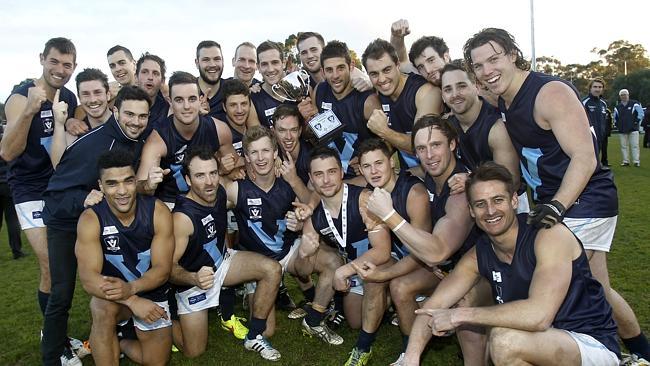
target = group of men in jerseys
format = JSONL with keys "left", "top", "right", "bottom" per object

{"left": 2, "top": 18, "right": 648, "bottom": 366}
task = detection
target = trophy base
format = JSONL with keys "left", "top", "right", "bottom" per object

{"left": 306, "top": 110, "right": 345, "bottom": 146}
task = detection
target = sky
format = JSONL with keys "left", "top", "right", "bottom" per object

{"left": 1, "top": 0, "right": 649, "bottom": 101}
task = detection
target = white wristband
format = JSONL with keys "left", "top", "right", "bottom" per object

{"left": 393, "top": 219, "right": 407, "bottom": 232}
{"left": 381, "top": 209, "right": 396, "bottom": 222}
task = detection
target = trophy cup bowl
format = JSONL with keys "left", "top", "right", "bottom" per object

{"left": 272, "top": 70, "right": 310, "bottom": 102}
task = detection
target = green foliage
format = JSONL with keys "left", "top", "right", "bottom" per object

{"left": 535, "top": 40, "right": 650, "bottom": 102}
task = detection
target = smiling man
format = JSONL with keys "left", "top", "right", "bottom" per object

{"left": 362, "top": 39, "right": 442, "bottom": 171}
{"left": 76, "top": 149, "right": 174, "bottom": 366}
{"left": 400, "top": 162, "right": 619, "bottom": 366}
{"left": 107, "top": 45, "right": 137, "bottom": 99}
{"left": 136, "top": 71, "right": 238, "bottom": 208}
{"left": 232, "top": 42, "right": 261, "bottom": 87}
{"left": 463, "top": 28, "right": 650, "bottom": 361}
{"left": 41, "top": 85, "right": 151, "bottom": 366}
{"left": 0, "top": 37, "right": 79, "bottom": 366}
{"left": 246, "top": 41, "right": 295, "bottom": 128}
{"left": 195, "top": 40, "right": 229, "bottom": 121}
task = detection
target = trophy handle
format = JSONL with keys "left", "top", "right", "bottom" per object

{"left": 299, "top": 69, "right": 310, "bottom": 87}
{"left": 272, "top": 83, "right": 297, "bottom": 102}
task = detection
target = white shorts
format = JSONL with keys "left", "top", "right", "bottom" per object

{"left": 565, "top": 330, "right": 619, "bottom": 366}
{"left": 563, "top": 216, "right": 617, "bottom": 252}
{"left": 163, "top": 201, "right": 175, "bottom": 211}
{"left": 348, "top": 274, "right": 364, "bottom": 296}
{"left": 15, "top": 200, "right": 45, "bottom": 229}
{"left": 175, "top": 250, "right": 237, "bottom": 315}
{"left": 245, "top": 239, "right": 300, "bottom": 294}
{"left": 133, "top": 300, "right": 172, "bottom": 331}
{"left": 516, "top": 191, "right": 530, "bottom": 214}
{"left": 227, "top": 210, "right": 238, "bottom": 233}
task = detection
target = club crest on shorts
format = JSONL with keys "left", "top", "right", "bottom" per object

{"left": 104, "top": 235, "right": 121, "bottom": 252}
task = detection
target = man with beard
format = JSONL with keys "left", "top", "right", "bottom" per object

{"left": 298, "top": 40, "right": 381, "bottom": 182}
{"left": 196, "top": 40, "right": 228, "bottom": 121}
{"left": 362, "top": 39, "right": 441, "bottom": 171}
{"left": 301, "top": 146, "right": 391, "bottom": 366}
{"left": 75, "top": 149, "right": 174, "bottom": 366}
{"left": 0, "top": 37, "right": 79, "bottom": 365}
{"left": 464, "top": 27, "right": 650, "bottom": 361}
{"left": 170, "top": 147, "right": 281, "bottom": 359}
{"left": 365, "top": 115, "right": 488, "bottom": 365}
{"left": 232, "top": 42, "right": 261, "bottom": 87}
{"left": 296, "top": 32, "right": 372, "bottom": 91}
{"left": 40, "top": 86, "right": 151, "bottom": 365}
{"left": 400, "top": 162, "right": 619, "bottom": 366}
{"left": 136, "top": 72, "right": 238, "bottom": 208}
{"left": 389, "top": 20, "right": 451, "bottom": 88}
{"left": 136, "top": 52, "right": 169, "bottom": 138}
{"left": 439, "top": 63, "right": 527, "bottom": 212}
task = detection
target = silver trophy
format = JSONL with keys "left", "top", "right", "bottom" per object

{"left": 272, "top": 70, "right": 310, "bottom": 102}
{"left": 272, "top": 70, "right": 344, "bottom": 145}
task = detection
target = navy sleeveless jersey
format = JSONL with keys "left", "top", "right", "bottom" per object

{"left": 311, "top": 184, "right": 370, "bottom": 262}
{"left": 279, "top": 140, "right": 313, "bottom": 186}
{"left": 6, "top": 81, "right": 77, "bottom": 203}
{"left": 498, "top": 72, "right": 617, "bottom": 218}
{"left": 233, "top": 178, "right": 298, "bottom": 260}
{"left": 315, "top": 82, "right": 374, "bottom": 178}
{"left": 144, "top": 91, "right": 170, "bottom": 139}
{"left": 93, "top": 194, "right": 168, "bottom": 302}
{"left": 423, "top": 160, "right": 480, "bottom": 269}
{"left": 448, "top": 99, "right": 499, "bottom": 169}
{"left": 378, "top": 73, "right": 427, "bottom": 169}
{"left": 251, "top": 87, "right": 297, "bottom": 128}
{"left": 388, "top": 173, "right": 422, "bottom": 259}
{"left": 202, "top": 80, "right": 226, "bottom": 122}
{"left": 476, "top": 214, "right": 619, "bottom": 356}
{"left": 173, "top": 188, "right": 228, "bottom": 292}
{"left": 155, "top": 115, "right": 220, "bottom": 203}
{"left": 228, "top": 123, "right": 244, "bottom": 157}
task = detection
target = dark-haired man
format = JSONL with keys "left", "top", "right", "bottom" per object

{"left": 299, "top": 40, "right": 381, "bottom": 181}
{"left": 297, "top": 32, "right": 372, "bottom": 92}
{"left": 50, "top": 68, "right": 114, "bottom": 168}
{"left": 196, "top": 40, "right": 228, "bottom": 121}
{"left": 137, "top": 71, "right": 238, "bottom": 208}
{"left": 582, "top": 78, "right": 610, "bottom": 167}
{"left": 170, "top": 147, "right": 281, "bottom": 358}
{"left": 107, "top": 45, "right": 137, "bottom": 100}
{"left": 464, "top": 27, "right": 650, "bottom": 361}
{"left": 76, "top": 149, "right": 174, "bottom": 366}
{"left": 361, "top": 39, "right": 441, "bottom": 171}
{"left": 0, "top": 37, "right": 78, "bottom": 365}
{"left": 401, "top": 162, "right": 620, "bottom": 366}
{"left": 41, "top": 85, "right": 151, "bottom": 365}
{"left": 439, "top": 63, "right": 527, "bottom": 212}
{"left": 300, "top": 145, "right": 392, "bottom": 365}
{"left": 136, "top": 52, "right": 169, "bottom": 138}
{"left": 247, "top": 41, "right": 295, "bottom": 128}
{"left": 364, "top": 116, "right": 486, "bottom": 365}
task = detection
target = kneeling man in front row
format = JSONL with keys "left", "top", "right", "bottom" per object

{"left": 401, "top": 162, "right": 619, "bottom": 366}
{"left": 76, "top": 149, "right": 174, "bottom": 366}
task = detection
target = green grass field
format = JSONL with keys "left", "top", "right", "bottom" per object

{"left": 0, "top": 136, "right": 648, "bottom": 365}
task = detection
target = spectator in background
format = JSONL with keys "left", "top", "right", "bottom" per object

{"left": 0, "top": 122, "right": 25, "bottom": 259}
{"left": 582, "top": 78, "right": 610, "bottom": 167}
{"left": 642, "top": 109, "right": 650, "bottom": 148}
{"left": 614, "top": 89, "right": 643, "bottom": 166}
